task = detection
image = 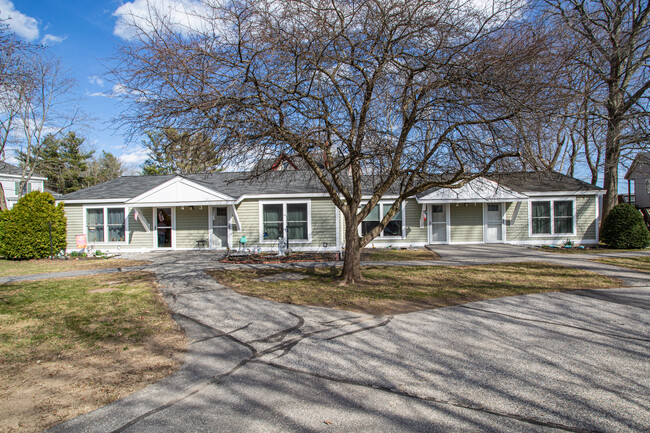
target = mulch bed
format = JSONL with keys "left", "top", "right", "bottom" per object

{"left": 220, "top": 252, "right": 340, "bottom": 264}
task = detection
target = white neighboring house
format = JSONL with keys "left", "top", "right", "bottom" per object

{"left": 0, "top": 161, "right": 47, "bottom": 209}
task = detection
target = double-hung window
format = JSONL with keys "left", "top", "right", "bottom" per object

{"left": 360, "top": 202, "right": 404, "bottom": 238}
{"left": 86, "top": 207, "right": 127, "bottom": 243}
{"left": 261, "top": 201, "right": 310, "bottom": 242}
{"left": 530, "top": 200, "right": 574, "bottom": 235}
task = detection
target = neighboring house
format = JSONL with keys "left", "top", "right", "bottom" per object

{"left": 58, "top": 170, "right": 604, "bottom": 252}
{"left": 0, "top": 162, "right": 47, "bottom": 209}
{"left": 625, "top": 152, "right": 650, "bottom": 208}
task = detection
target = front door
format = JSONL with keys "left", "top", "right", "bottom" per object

{"left": 485, "top": 203, "right": 503, "bottom": 243}
{"left": 156, "top": 207, "right": 173, "bottom": 248}
{"left": 210, "top": 207, "right": 229, "bottom": 249}
{"left": 429, "top": 204, "right": 448, "bottom": 243}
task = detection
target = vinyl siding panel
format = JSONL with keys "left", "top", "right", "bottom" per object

{"left": 175, "top": 207, "right": 209, "bottom": 248}
{"left": 450, "top": 204, "right": 483, "bottom": 243}
{"left": 366, "top": 199, "right": 427, "bottom": 245}
{"left": 64, "top": 204, "right": 84, "bottom": 250}
{"left": 505, "top": 195, "right": 598, "bottom": 243}
{"left": 127, "top": 208, "right": 154, "bottom": 249}
{"left": 310, "top": 199, "right": 337, "bottom": 247}
{"left": 235, "top": 199, "right": 260, "bottom": 246}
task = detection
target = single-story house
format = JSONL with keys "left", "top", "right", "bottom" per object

{"left": 0, "top": 161, "right": 47, "bottom": 209}
{"left": 58, "top": 171, "right": 604, "bottom": 252}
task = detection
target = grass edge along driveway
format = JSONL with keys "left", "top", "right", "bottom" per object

{"left": 210, "top": 262, "right": 620, "bottom": 316}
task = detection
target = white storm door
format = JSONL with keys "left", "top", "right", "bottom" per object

{"left": 429, "top": 204, "right": 448, "bottom": 243}
{"left": 155, "top": 207, "right": 174, "bottom": 248}
{"left": 211, "top": 207, "right": 229, "bottom": 249}
{"left": 485, "top": 203, "right": 503, "bottom": 243}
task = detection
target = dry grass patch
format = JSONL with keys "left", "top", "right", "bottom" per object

{"left": 361, "top": 248, "right": 440, "bottom": 262}
{"left": 0, "top": 258, "right": 150, "bottom": 277}
{"left": 0, "top": 272, "right": 186, "bottom": 433}
{"left": 209, "top": 262, "right": 619, "bottom": 316}
{"left": 591, "top": 256, "right": 650, "bottom": 273}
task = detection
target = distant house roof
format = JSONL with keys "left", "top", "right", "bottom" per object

{"left": 60, "top": 170, "right": 603, "bottom": 204}
{"left": 625, "top": 152, "right": 650, "bottom": 179}
{"left": 0, "top": 161, "right": 46, "bottom": 179}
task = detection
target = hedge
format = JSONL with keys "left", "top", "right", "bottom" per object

{"left": 601, "top": 203, "right": 650, "bottom": 249}
{"left": 0, "top": 191, "right": 67, "bottom": 259}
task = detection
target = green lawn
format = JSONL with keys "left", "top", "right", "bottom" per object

{"left": 591, "top": 256, "right": 650, "bottom": 273}
{"left": 209, "top": 262, "right": 619, "bottom": 315}
{"left": 0, "top": 272, "right": 186, "bottom": 433}
{"left": 0, "top": 258, "right": 150, "bottom": 277}
{"left": 361, "top": 248, "right": 439, "bottom": 262}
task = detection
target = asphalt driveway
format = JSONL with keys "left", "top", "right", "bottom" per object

{"left": 48, "top": 247, "right": 650, "bottom": 432}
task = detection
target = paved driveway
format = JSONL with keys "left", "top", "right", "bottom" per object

{"left": 49, "top": 248, "right": 650, "bottom": 432}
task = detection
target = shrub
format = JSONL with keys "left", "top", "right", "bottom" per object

{"left": 0, "top": 191, "right": 67, "bottom": 259}
{"left": 601, "top": 203, "right": 650, "bottom": 249}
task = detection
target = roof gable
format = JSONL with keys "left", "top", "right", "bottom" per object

{"left": 125, "top": 176, "right": 235, "bottom": 205}
{"left": 417, "top": 177, "right": 528, "bottom": 203}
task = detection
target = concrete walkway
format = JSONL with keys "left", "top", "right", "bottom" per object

{"left": 8, "top": 247, "right": 647, "bottom": 432}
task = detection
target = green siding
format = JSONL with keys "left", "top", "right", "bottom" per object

{"left": 64, "top": 204, "right": 84, "bottom": 250}
{"left": 450, "top": 204, "right": 483, "bottom": 243}
{"left": 175, "top": 207, "right": 209, "bottom": 248}
{"left": 366, "top": 199, "right": 427, "bottom": 245}
{"left": 128, "top": 208, "right": 154, "bottom": 249}
{"left": 235, "top": 198, "right": 337, "bottom": 249}
{"left": 505, "top": 196, "right": 598, "bottom": 243}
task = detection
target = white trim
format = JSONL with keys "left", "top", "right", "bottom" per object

{"left": 126, "top": 176, "right": 235, "bottom": 205}
{"left": 483, "top": 203, "right": 505, "bottom": 244}
{"left": 259, "top": 200, "right": 312, "bottom": 244}
{"left": 208, "top": 205, "right": 230, "bottom": 250}
{"left": 131, "top": 207, "right": 151, "bottom": 232}
{"left": 506, "top": 239, "right": 599, "bottom": 246}
{"left": 236, "top": 193, "right": 331, "bottom": 204}
{"left": 335, "top": 206, "right": 341, "bottom": 250}
{"left": 82, "top": 205, "right": 129, "bottom": 245}
{"left": 0, "top": 173, "right": 47, "bottom": 180}
{"left": 230, "top": 204, "right": 241, "bottom": 231}
{"left": 595, "top": 196, "right": 600, "bottom": 244}
{"left": 64, "top": 198, "right": 129, "bottom": 204}
{"left": 153, "top": 207, "right": 175, "bottom": 249}
{"left": 428, "top": 203, "right": 450, "bottom": 244}
{"left": 358, "top": 201, "right": 407, "bottom": 240}
{"left": 526, "top": 191, "right": 604, "bottom": 197}
{"left": 528, "top": 198, "right": 577, "bottom": 237}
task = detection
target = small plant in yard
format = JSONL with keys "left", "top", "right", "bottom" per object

{"left": 601, "top": 203, "right": 650, "bottom": 249}
{"left": 0, "top": 191, "right": 66, "bottom": 260}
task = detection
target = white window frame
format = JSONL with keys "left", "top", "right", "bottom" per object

{"left": 259, "top": 200, "right": 312, "bottom": 244}
{"left": 645, "top": 179, "right": 650, "bottom": 196}
{"left": 153, "top": 206, "right": 176, "bottom": 249}
{"left": 82, "top": 205, "right": 129, "bottom": 244}
{"left": 358, "top": 201, "right": 407, "bottom": 239}
{"left": 528, "top": 198, "right": 576, "bottom": 237}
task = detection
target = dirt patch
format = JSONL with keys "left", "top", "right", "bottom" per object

{"left": 0, "top": 272, "right": 187, "bottom": 433}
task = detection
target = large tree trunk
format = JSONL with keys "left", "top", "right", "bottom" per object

{"left": 340, "top": 215, "right": 363, "bottom": 285}
{"left": 0, "top": 184, "right": 7, "bottom": 211}
{"left": 601, "top": 98, "right": 622, "bottom": 228}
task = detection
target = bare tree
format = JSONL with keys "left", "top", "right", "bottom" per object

{"left": 112, "top": 0, "right": 563, "bottom": 283}
{"left": 12, "top": 52, "right": 80, "bottom": 198}
{"left": 545, "top": 0, "right": 650, "bottom": 222}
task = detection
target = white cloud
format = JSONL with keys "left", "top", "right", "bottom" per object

{"left": 118, "top": 146, "right": 149, "bottom": 165}
{"left": 0, "top": 0, "right": 39, "bottom": 41}
{"left": 88, "top": 76, "right": 105, "bottom": 87}
{"left": 113, "top": 0, "right": 212, "bottom": 40}
{"left": 40, "top": 33, "right": 65, "bottom": 45}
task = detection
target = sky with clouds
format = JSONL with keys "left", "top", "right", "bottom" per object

{"left": 0, "top": 0, "right": 170, "bottom": 171}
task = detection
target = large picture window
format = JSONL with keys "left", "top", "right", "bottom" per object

{"left": 261, "top": 202, "right": 310, "bottom": 242}
{"left": 86, "top": 207, "right": 126, "bottom": 243}
{"left": 531, "top": 200, "right": 574, "bottom": 235}
{"left": 360, "top": 203, "right": 403, "bottom": 238}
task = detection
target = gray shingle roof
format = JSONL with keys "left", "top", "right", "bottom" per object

{"left": 0, "top": 161, "right": 44, "bottom": 178}
{"left": 60, "top": 170, "right": 602, "bottom": 202}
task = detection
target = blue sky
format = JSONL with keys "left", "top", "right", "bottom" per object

{"left": 0, "top": 0, "right": 636, "bottom": 192}
{"left": 1, "top": 0, "right": 150, "bottom": 171}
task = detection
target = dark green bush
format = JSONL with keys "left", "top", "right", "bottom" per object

{"left": 0, "top": 191, "right": 67, "bottom": 259}
{"left": 601, "top": 203, "right": 650, "bottom": 249}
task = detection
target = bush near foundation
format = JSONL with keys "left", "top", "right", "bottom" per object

{"left": 0, "top": 191, "right": 67, "bottom": 259}
{"left": 601, "top": 203, "right": 650, "bottom": 249}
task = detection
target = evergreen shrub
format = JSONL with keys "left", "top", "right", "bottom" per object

{"left": 601, "top": 203, "right": 650, "bottom": 249}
